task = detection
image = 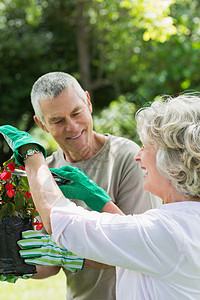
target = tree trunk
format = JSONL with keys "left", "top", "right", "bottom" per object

{"left": 75, "top": 0, "right": 92, "bottom": 95}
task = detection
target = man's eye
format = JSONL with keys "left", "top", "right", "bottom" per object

{"left": 73, "top": 112, "right": 81, "bottom": 116}
{"left": 53, "top": 120, "right": 62, "bottom": 124}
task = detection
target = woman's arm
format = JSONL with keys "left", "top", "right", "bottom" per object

{"left": 24, "top": 153, "right": 64, "bottom": 234}
{"left": 24, "top": 153, "right": 124, "bottom": 234}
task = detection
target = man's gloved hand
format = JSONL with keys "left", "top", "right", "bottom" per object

{"left": 51, "top": 165, "right": 111, "bottom": 212}
{"left": 0, "top": 273, "right": 33, "bottom": 283}
{"left": 17, "top": 230, "right": 84, "bottom": 273}
{"left": 0, "top": 125, "right": 46, "bottom": 166}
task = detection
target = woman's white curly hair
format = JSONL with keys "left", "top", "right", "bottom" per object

{"left": 136, "top": 93, "right": 200, "bottom": 198}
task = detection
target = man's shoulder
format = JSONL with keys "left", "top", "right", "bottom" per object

{"left": 46, "top": 148, "right": 65, "bottom": 168}
{"left": 108, "top": 134, "right": 140, "bottom": 154}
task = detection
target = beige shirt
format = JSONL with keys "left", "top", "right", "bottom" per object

{"left": 47, "top": 134, "right": 161, "bottom": 300}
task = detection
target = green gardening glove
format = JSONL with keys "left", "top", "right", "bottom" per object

{"left": 51, "top": 165, "right": 111, "bottom": 212}
{"left": 17, "top": 230, "right": 84, "bottom": 273}
{"left": 0, "top": 273, "right": 33, "bottom": 283}
{"left": 0, "top": 125, "right": 46, "bottom": 166}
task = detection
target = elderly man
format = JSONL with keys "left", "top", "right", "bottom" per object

{"left": 24, "top": 72, "right": 161, "bottom": 300}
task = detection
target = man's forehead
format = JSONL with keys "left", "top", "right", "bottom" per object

{"left": 41, "top": 92, "right": 85, "bottom": 108}
{"left": 42, "top": 102, "right": 85, "bottom": 121}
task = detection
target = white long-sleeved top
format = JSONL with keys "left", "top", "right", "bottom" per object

{"left": 51, "top": 201, "right": 200, "bottom": 300}
{"left": 47, "top": 134, "right": 161, "bottom": 300}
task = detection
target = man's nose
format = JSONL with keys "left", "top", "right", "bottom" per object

{"left": 65, "top": 119, "right": 78, "bottom": 132}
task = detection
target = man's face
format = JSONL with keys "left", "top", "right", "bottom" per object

{"left": 37, "top": 87, "right": 93, "bottom": 159}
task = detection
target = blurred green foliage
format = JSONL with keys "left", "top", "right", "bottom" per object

{"left": 0, "top": 0, "right": 200, "bottom": 163}
{"left": 93, "top": 94, "right": 141, "bottom": 145}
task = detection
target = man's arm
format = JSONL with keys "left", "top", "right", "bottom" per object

{"left": 32, "top": 266, "right": 61, "bottom": 279}
{"left": 101, "top": 201, "right": 124, "bottom": 215}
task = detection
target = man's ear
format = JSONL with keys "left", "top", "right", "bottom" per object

{"left": 85, "top": 91, "right": 93, "bottom": 113}
{"left": 34, "top": 115, "right": 49, "bottom": 133}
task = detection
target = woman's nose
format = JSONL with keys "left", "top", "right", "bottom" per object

{"left": 134, "top": 148, "right": 142, "bottom": 162}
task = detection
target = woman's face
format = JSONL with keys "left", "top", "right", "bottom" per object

{"left": 134, "top": 143, "right": 171, "bottom": 200}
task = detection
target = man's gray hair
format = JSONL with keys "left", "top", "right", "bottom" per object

{"left": 136, "top": 93, "right": 200, "bottom": 198}
{"left": 31, "top": 72, "right": 87, "bottom": 123}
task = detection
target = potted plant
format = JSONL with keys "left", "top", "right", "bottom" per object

{"left": 0, "top": 157, "right": 42, "bottom": 276}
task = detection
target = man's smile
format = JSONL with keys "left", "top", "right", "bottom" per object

{"left": 67, "top": 131, "right": 83, "bottom": 140}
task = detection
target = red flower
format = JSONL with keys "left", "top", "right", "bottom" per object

{"left": 5, "top": 183, "right": 14, "bottom": 190}
{"left": 32, "top": 219, "right": 43, "bottom": 231}
{"left": 0, "top": 171, "right": 11, "bottom": 181}
{"left": 19, "top": 166, "right": 26, "bottom": 171}
{"left": 7, "top": 163, "right": 16, "bottom": 172}
{"left": 25, "top": 191, "right": 31, "bottom": 199}
{"left": 32, "top": 219, "right": 39, "bottom": 225}
{"left": 36, "top": 223, "right": 43, "bottom": 231}
{"left": 7, "top": 189, "right": 16, "bottom": 198}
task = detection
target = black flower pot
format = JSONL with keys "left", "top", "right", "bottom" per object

{"left": 0, "top": 216, "right": 36, "bottom": 276}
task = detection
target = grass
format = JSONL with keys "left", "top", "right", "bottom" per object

{"left": 0, "top": 270, "right": 66, "bottom": 300}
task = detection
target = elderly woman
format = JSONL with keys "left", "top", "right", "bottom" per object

{"left": 1, "top": 94, "right": 200, "bottom": 298}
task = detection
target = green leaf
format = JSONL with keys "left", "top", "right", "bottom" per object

{"left": 15, "top": 193, "right": 25, "bottom": 211}
{"left": 21, "top": 177, "right": 30, "bottom": 191}
{"left": 0, "top": 205, "right": 8, "bottom": 222}
{"left": 0, "top": 202, "right": 15, "bottom": 220}
{"left": 7, "top": 202, "right": 15, "bottom": 216}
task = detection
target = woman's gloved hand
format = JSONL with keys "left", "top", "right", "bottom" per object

{"left": 17, "top": 230, "right": 85, "bottom": 273}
